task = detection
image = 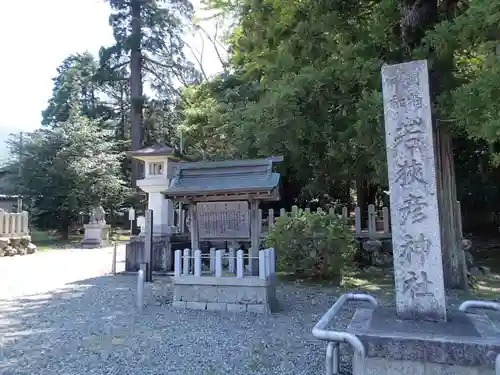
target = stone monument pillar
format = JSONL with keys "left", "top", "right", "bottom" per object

{"left": 81, "top": 205, "right": 110, "bottom": 248}
{"left": 382, "top": 60, "right": 447, "bottom": 322}
{"left": 339, "top": 60, "right": 500, "bottom": 375}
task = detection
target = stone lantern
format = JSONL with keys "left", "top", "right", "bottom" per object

{"left": 125, "top": 144, "right": 188, "bottom": 272}
{"left": 130, "top": 144, "right": 184, "bottom": 235}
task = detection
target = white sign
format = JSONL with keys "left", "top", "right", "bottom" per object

{"left": 137, "top": 216, "right": 145, "bottom": 233}
{"left": 197, "top": 201, "right": 250, "bottom": 239}
{"left": 128, "top": 207, "right": 135, "bottom": 221}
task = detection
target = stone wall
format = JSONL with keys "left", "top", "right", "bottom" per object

{"left": 0, "top": 235, "right": 37, "bottom": 257}
{"left": 172, "top": 276, "right": 278, "bottom": 314}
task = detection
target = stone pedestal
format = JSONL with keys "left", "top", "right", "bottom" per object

{"left": 125, "top": 234, "right": 172, "bottom": 272}
{"left": 347, "top": 307, "right": 499, "bottom": 375}
{"left": 172, "top": 276, "right": 279, "bottom": 314}
{"left": 147, "top": 191, "right": 175, "bottom": 234}
{"left": 81, "top": 223, "right": 110, "bottom": 248}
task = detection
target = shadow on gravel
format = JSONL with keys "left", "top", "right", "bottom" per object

{"left": 2, "top": 269, "right": 499, "bottom": 375}
{"left": 0, "top": 274, "right": 366, "bottom": 375}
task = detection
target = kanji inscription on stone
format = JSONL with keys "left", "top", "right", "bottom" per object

{"left": 382, "top": 60, "right": 447, "bottom": 322}
{"left": 197, "top": 201, "right": 250, "bottom": 239}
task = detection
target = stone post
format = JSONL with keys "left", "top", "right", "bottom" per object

{"left": 144, "top": 209, "right": 153, "bottom": 283}
{"left": 249, "top": 200, "right": 260, "bottom": 275}
{"left": 382, "top": 60, "right": 447, "bottom": 322}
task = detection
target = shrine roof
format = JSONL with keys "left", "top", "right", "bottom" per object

{"left": 128, "top": 143, "right": 191, "bottom": 161}
{"left": 162, "top": 157, "right": 282, "bottom": 201}
{"left": 130, "top": 143, "right": 175, "bottom": 156}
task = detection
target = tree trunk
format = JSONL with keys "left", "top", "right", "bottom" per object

{"left": 130, "top": 0, "right": 144, "bottom": 189}
{"left": 346, "top": 181, "right": 353, "bottom": 209}
{"left": 60, "top": 212, "right": 70, "bottom": 241}
{"left": 356, "top": 179, "right": 366, "bottom": 228}
{"left": 367, "top": 183, "right": 377, "bottom": 206}
{"left": 435, "top": 125, "right": 468, "bottom": 289}
{"left": 120, "top": 82, "right": 126, "bottom": 141}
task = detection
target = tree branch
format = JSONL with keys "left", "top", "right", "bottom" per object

{"left": 143, "top": 65, "right": 187, "bottom": 102}
{"left": 194, "top": 18, "right": 229, "bottom": 73}
{"left": 184, "top": 38, "right": 208, "bottom": 80}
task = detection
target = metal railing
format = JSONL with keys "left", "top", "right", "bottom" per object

{"left": 312, "top": 293, "right": 378, "bottom": 375}
{"left": 460, "top": 300, "right": 500, "bottom": 374}
{"left": 459, "top": 300, "right": 500, "bottom": 313}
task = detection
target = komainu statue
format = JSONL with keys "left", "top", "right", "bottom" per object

{"left": 90, "top": 205, "right": 106, "bottom": 224}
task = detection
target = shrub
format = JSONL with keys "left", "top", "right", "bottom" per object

{"left": 266, "top": 210, "right": 355, "bottom": 282}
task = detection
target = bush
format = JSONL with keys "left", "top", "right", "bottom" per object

{"left": 266, "top": 210, "right": 355, "bottom": 282}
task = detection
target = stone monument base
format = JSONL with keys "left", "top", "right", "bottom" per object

{"left": 347, "top": 307, "right": 500, "bottom": 375}
{"left": 125, "top": 234, "right": 172, "bottom": 272}
{"left": 172, "top": 276, "right": 279, "bottom": 314}
{"left": 81, "top": 223, "right": 110, "bottom": 248}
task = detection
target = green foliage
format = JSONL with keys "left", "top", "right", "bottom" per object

{"left": 266, "top": 211, "right": 355, "bottom": 282}
{"left": 41, "top": 53, "right": 108, "bottom": 127}
{"left": 103, "top": 0, "right": 199, "bottom": 98}
{"left": 177, "top": 0, "right": 500, "bottom": 218}
{"left": 8, "top": 111, "right": 129, "bottom": 237}
{"left": 6, "top": 1, "right": 203, "bottom": 234}
{"left": 179, "top": 0, "right": 395, "bottom": 200}
{"left": 9, "top": 0, "right": 500, "bottom": 239}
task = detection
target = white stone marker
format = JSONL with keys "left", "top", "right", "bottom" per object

{"left": 194, "top": 250, "right": 202, "bottom": 277}
{"left": 174, "top": 250, "right": 182, "bottom": 277}
{"left": 136, "top": 269, "right": 144, "bottom": 311}
{"left": 209, "top": 247, "right": 216, "bottom": 272}
{"left": 269, "top": 248, "right": 276, "bottom": 275}
{"left": 215, "top": 250, "right": 223, "bottom": 277}
{"left": 382, "top": 60, "right": 447, "bottom": 322}
{"left": 228, "top": 247, "right": 235, "bottom": 273}
{"left": 182, "top": 248, "right": 190, "bottom": 276}
{"left": 258, "top": 250, "right": 266, "bottom": 279}
{"left": 236, "top": 250, "right": 244, "bottom": 278}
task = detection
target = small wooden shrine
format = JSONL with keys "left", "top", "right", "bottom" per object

{"left": 162, "top": 156, "right": 282, "bottom": 274}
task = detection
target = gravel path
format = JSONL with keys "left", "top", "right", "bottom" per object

{"left": 0, "top": 248, "right": 479, "bottom": 375}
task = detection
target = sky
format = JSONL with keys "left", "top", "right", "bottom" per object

{"left": 0, "top": 0, "right": 224, "bottom": 133}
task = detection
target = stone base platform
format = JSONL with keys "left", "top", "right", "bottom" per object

{"left": 347, "top": 307, "right": 500, "bottom": 375}
{"left": 81, "top": 223, "right": 110, "bottom": 248}
{"left": 81, "top": 239, "right": 111, "bottom": 249}
{"left": 172, "top": 276, "right": 278, "bottom": 314}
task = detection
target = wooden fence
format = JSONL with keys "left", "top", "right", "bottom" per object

{"left": 138, "top": 204, "right": 391, "bottom": 239}
{"left": 0, "top": 211, "right": 29, "bottom": 237}
{"left": 258, "top": 204, "right": 390, "bottom": 238}
{"left": 174, "top": 247, "right": 276, "bottom": 279}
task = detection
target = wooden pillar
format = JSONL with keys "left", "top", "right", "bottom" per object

{"left": 178, "top": 203, "right": 185, "bottom": 233}
{"left": 189, "top": 203, "right": 199, "bottom": 250}
{"left": 250, "top": 200, "right": 260, "bottom": 275}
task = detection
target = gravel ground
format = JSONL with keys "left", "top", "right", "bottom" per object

{"left": 0, "top": 248, "right": 485, "bottom": 375}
